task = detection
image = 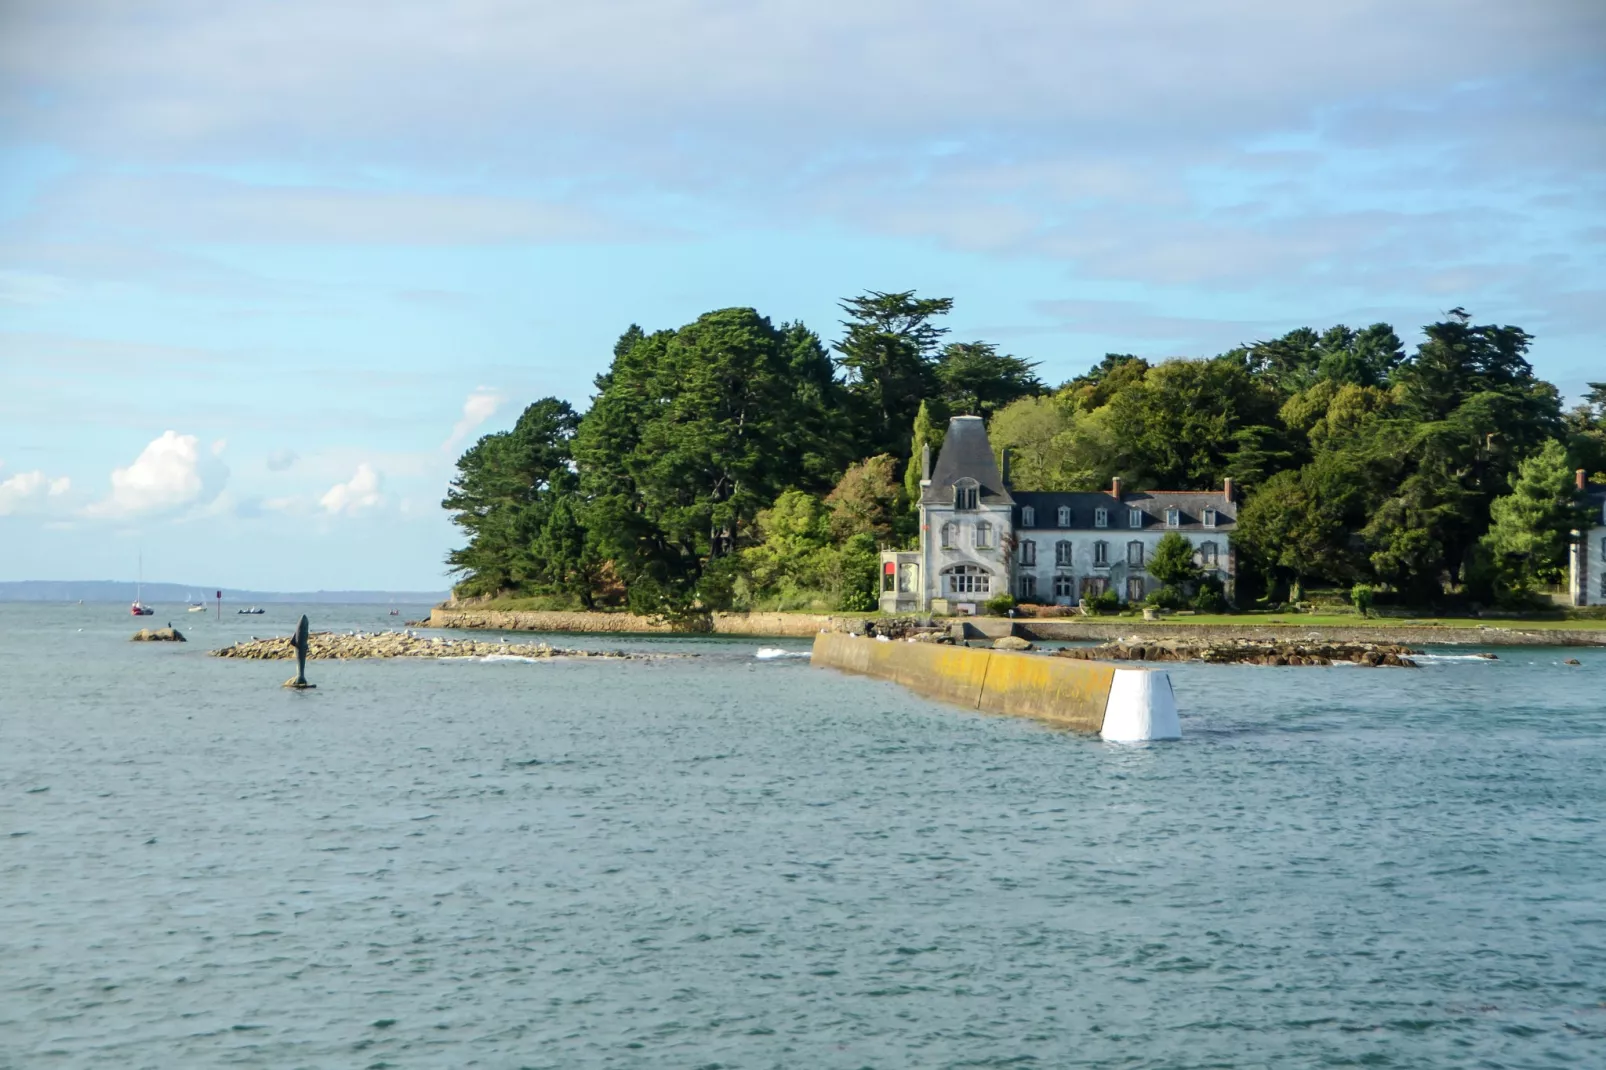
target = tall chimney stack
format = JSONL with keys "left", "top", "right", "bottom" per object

{"left": 1579, "top": 468, "right": 1588, "bottom": 492}
{"left": 1223, "top": 477, "right": 1234, "bottom": 501}
{"left": 922, "top": 442, "right": 932, "bottom": 482}
{"left": 1111, "top": 476, "right": 1123, "bottom": 500}
{"left": 1001, "top": 447, "right": 1011, "bottom": 488}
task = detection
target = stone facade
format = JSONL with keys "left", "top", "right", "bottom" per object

{"left": 1568, "top": 472, "right": 1606, "bottom": 607}
{"left": 880, "top": 415, "right": 1237, "bottom": 613}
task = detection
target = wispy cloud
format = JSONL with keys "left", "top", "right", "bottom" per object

{"left": 319, "top": 462, "right": 383, "bottom": 516}
{"left": 442, "top": 389, "right": 504, "bottom": 453}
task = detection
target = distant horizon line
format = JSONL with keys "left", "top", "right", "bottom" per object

{"left": 0, "top": 580, "right": 449, "bottom": 604}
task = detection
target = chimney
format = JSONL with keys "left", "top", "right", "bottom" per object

{"left": 1579, "top": 469, "right": 1589, "bottom": 492}
{"left": 1223, "top": 477, "right": 1234, "bottom": 501}
{"left": 922, "top": 442, "right": 932, "bottom": 482}
{"left": 1001, "top": 447, "right": 1011, "bottom": 488}
{"left": 1111, "top": 476, "right": 1123, "bottom": 500}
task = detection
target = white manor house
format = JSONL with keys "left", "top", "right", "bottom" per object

{"left": 880, "top": 415, "right": 1237, "bottom": 613}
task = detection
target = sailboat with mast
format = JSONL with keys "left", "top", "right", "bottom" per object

{"left": 130, "top": 552, "right": 154, "bottom": 616}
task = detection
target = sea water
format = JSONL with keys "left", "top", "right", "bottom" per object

{"left": 2, "top": 603, "right": 1603, "bottom": 1068}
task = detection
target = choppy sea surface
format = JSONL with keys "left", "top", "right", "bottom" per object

{"left": 2, "top": 602, "right": 1603, "bottom": 1069}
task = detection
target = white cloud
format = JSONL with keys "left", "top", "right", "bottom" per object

{"left": 86, "top": 430, "right": 229, "bottom": 517}
{"left": 442, "top": 388, "right": 504, "bottom": 453}
{"left": 265, "top": 449, "right": 298, "bottom": 471}
{"left": 320, "top": 462, "right": 383, "bottom": 515}
{"left": 0, "top": 468, "right": 72, "bottom": 515}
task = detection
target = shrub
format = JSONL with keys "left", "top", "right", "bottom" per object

{"left": 1145, "top": 585, "right": 1187, "bottom": 610}
{"left": 1091, "top": 589, "right": 1121, "bottom": 614}
{"left": 984, "top": 593, "right": 1017, "bottom": 616}
{"left": 1350, "top": 583, "right": 1375, "bottom": 618}
{"left": 1192, "top": 586, "right": 1226, "bottom": 613}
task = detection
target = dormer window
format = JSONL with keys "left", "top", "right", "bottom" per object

{"left": 1094, "top": 508, "right": 1108, "bottom": 528}
{"left": 1057, "top": 506, "right": 1071, "bottom": 527}
{"left": 1128, "top": 508, "right": 1143, "bottom": 528}
{"left": 1203, "top": 507, "right": 1217, "bottom": 528}
{"left": 1165, "top": 507, "right": 1179, "bottom": 527}
{"left": 954, "top": 479, "right": 979, "bottom": 511}
{"left": 1021, "top": 506, "right": 1035, "bottom": 528}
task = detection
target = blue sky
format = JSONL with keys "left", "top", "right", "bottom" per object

{"left": 1, "top": 0, "right": 1602, "bottom": 591}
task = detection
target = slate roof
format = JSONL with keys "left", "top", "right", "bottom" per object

{"left": 1013, "top": 490, "right": 1235, "bottom": 532}
{"left": 922, "top": 416, "right": 1014, "bottom": 506}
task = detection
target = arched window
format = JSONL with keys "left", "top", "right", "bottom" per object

{"left": 1019, "top": 539, "right": 1036, "bottom": 566}
{"left": 940, "top": 522, "right": 956, "bottom": 549}
{"left": 975, "top": 521, "right": 992, "bottom": 548}
{"left": 1198, "top": 541, "right": 1218, "bottom": 566}
{"left": 1127, "top": 540, "right": 1145, "bottom": 566}
{"left": 954, "top": 479, "right": 979, "bottom": 510}
{"left": 1055, "top": 540, "right": 1073, "bottom": 566}
{"left": 942, "top": 564, "right": 992, "bottom": 595}
{"left": 1093, "top": 540, "right": 1109, "bottom": 566}
{"left": 1021, "top": 505, "right": 1035, "bottom": 528}
{"left": 1094, "top": 508, "right": 1108, "bottom": 528}
{"left": 1057, "top": 506, "right": 1072, "bottom": 527}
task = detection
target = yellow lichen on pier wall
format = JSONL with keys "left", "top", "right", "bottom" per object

{"left": 811, "top": 632, "right": 1113, "bottom": 733}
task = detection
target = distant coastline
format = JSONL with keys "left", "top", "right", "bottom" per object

{"left": 0, "top": 581, "right": 447, "bottom": 604}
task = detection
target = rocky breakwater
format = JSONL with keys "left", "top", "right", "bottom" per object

{"left": 131, "top": 627, "right": 185, "bottom": 642}
{"left": 210, "top": 630, "right": 648, "bottom": 661}
{"left": 1056, "top": 637, "right": 1425, "bottom": 667}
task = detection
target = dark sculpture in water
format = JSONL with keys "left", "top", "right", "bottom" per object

{"left": 283, "top": 614, "right": 316, "bottom": 689}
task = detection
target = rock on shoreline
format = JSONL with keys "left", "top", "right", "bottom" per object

{"left": 210, "top": 631, "right": 651, "bottom": 661}
{"left": 131, "top": 627, "right": 186, "bottom": 642}
{"left": 1056, "top": 637, "right": 1424, "bottom": 667}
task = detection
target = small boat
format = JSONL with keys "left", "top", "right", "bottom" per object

{"left": 187, "top": 603, "right": 207, "bottom": 612}
{"left": 130, "top": 553, "right": 155, "bottom": 615}
{"left": 237, "top": 607, "right": 265, "bottom": 615}
{"left": 389, "top": 609, "right": 400, "bottom": 615}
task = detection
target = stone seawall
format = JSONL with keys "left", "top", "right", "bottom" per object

{"left": 1014, "top": 620, "right": 1606, "bottom": 647}
{"left": 430, "top": 607, "right": 856, "bottom": 637}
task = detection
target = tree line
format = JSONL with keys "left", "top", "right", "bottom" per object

{"left": 444, "top": 293, "right": 1606, "bottom": 615}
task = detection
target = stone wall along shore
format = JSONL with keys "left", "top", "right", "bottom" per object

{"left": 1055, "top": 637, "right": 1428, "bottom": 667}
{"left": 210, "top": 631, "right": 649, "bottom": 660}
{"left": 430, "top": 607, "right": 859, "bottom": 637}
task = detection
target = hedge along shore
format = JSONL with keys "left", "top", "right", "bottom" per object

{"left": 429, "top": 606, "right": 1606, "bottom": 647}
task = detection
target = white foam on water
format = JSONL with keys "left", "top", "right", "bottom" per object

{"left": 1414, "top": 654, "right": 1498, "bottom": 663}
{"left": 755, "top": 648, "right": 810, "bottom": 660}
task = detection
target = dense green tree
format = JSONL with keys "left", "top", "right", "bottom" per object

{"left": 834, "top": 290, "right": 953, "bottom": 457}
{"left": 986, "top": 395, "right": 1078, "bottom": 491}
{"left": 442, "top": 397, "right": 581, "bottom": 597}
{"left": 904, "top": 399, "right": 946, "bottom": 503}
{"left": 825, "top": 454, "right": 908, "bottom": 546}
{"left": 1147, "top": 531, "right": 1204, "bottom": 589}
{"left": 575, "top": 308, "right": 845, "bottom": 611}
{"left": 1565, "top": 382, "right": 1606, "bottom": 479}
{"left": 934, "top": 341, "right": 1043, "bottom": 418}
{"left": 1096, "top": 357, "right": 1282, "bottom": 489}
{"left": 1060, "top": 353, "right": 1150, "bottom": 412}
{"left": 1478, "top": 440, "right": 1588, "bottom": 600}
{"left": 1236, "top": 458, "right": 1371, "bottom": 591}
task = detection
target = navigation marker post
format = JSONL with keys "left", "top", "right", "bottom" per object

{"left": 216, "top": 590, "right": 222, "bottom": 618}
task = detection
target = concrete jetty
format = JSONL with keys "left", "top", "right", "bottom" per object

{"left": 810, "top": 632, "right": 1179, "bottom": 741}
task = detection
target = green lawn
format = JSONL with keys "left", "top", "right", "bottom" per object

{"left": 1026, "top": 611, "right": 1606, "bottom": 631}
